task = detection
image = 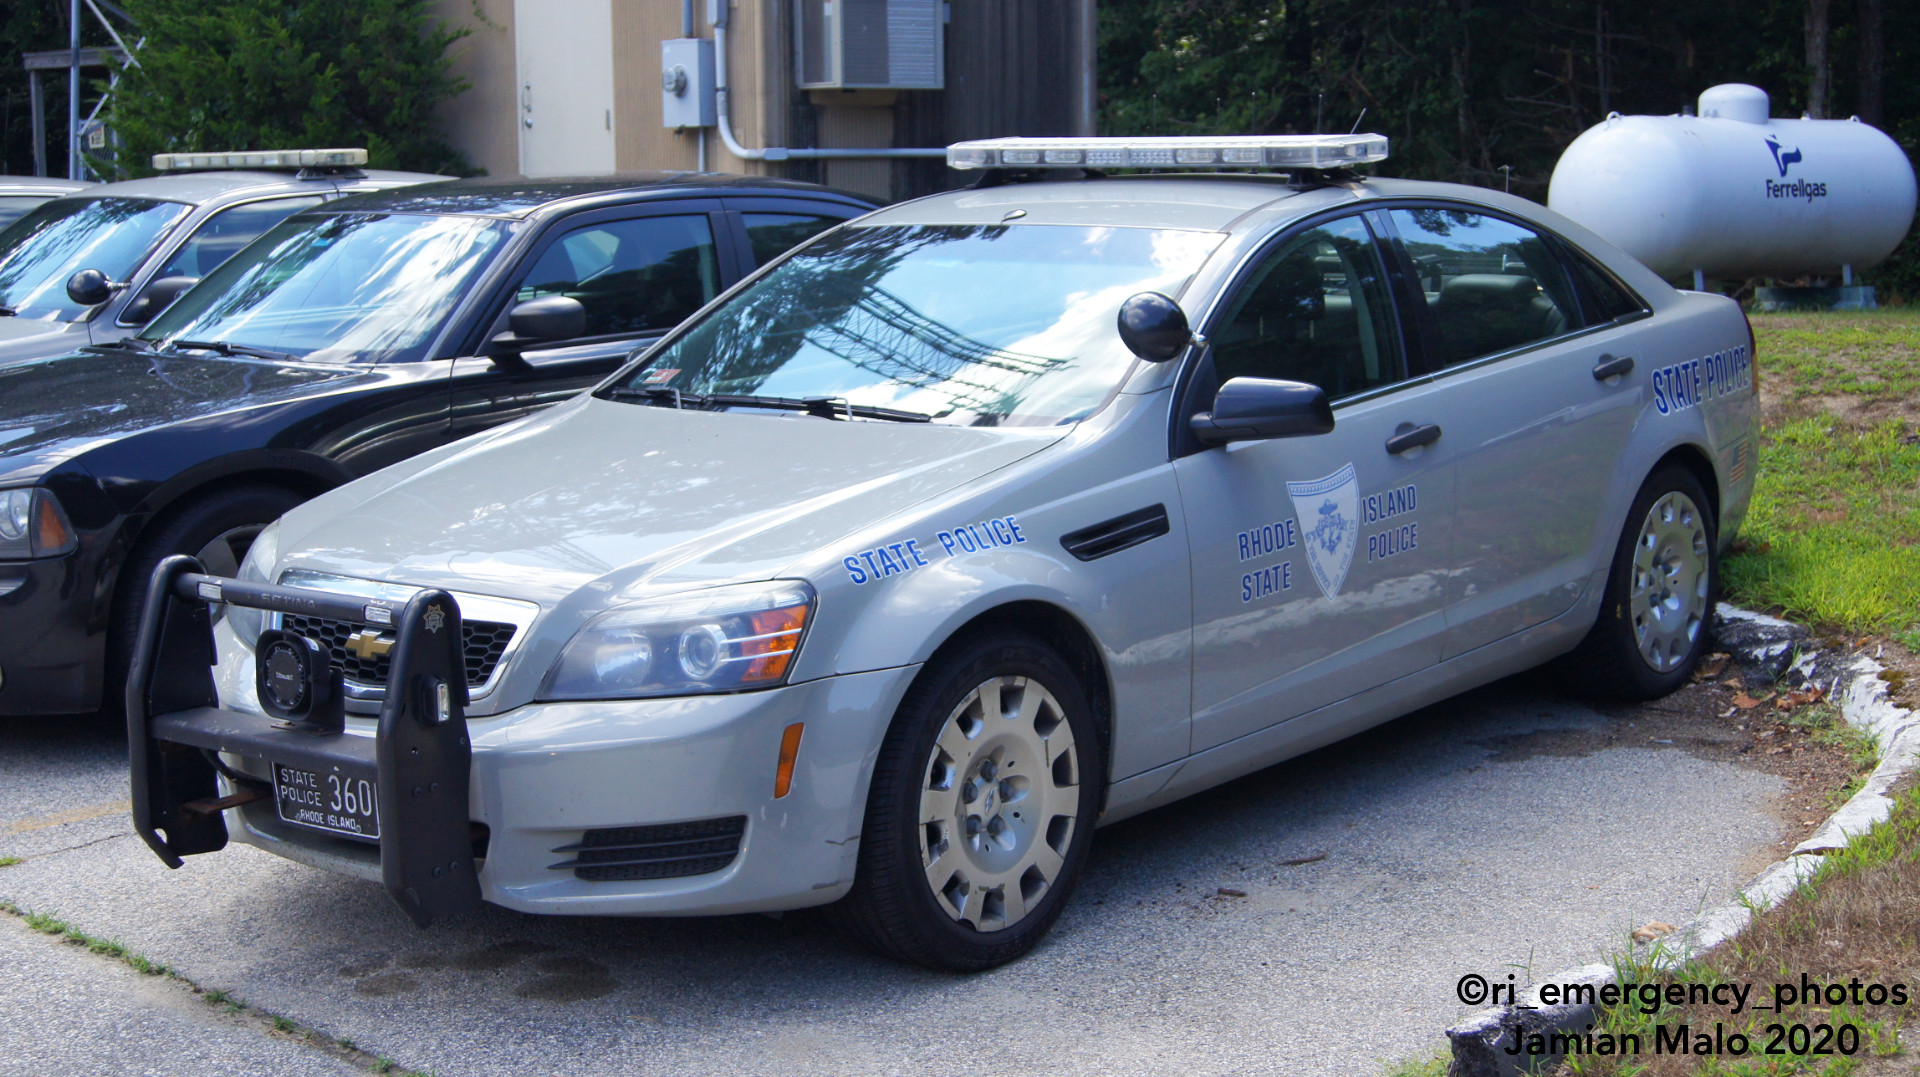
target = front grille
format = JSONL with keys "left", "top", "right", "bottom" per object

{"left": 549, "top": 816, "right": 747, "bottom": 881}
{"left": 281, "top": 614, "right": 516, "bottom": 689}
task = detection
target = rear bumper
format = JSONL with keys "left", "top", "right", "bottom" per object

{"left": 224, "top": 666, "right": 918, "bottom": 916}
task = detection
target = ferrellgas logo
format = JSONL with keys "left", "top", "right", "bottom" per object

{"left": 1764, "top": 135, "right": 1827, "bottom": 201}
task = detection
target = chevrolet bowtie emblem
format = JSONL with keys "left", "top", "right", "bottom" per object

{"left": 344, "top": 629, "right": 395, "bottom": 660}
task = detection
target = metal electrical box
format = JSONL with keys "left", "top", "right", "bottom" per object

{"left": 660, "top": 38, "right": 716, "bottom": 128}
{"left": 795, "top": 0, "right": 944, "bottom": 90}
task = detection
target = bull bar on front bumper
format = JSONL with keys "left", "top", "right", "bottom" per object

{"left": 127, "top": 554, "right": 482, "bottom": 927}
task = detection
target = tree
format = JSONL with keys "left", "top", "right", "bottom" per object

{"left": 101, "top": 0, "right": 474, "bottom": 178}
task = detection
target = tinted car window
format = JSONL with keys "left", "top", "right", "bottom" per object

{"left": 1212, "top": 216, "right": 1403, "bottom": 400}
{"left": 743, "top": 212, "right": 839, "bottom": 266}
{"left": 617, "top": 223, "right": 1224, "bottom": 427}
{"left": 516, "top": 215, "right": 719, "bottom": 338}
{"left": 154, "top": 196, "right": 325, "bottom": 281}
{"left": 0, "top": 196, "right": 49, "bottom": 230}
{"left": 144, "top": 211, "right": 512, "bottom": 364}
{"left": 1566, "top": 251, "right": 1648, "bottom": 324}
{"left": 1389, "top": 208, "right": 1579, "bottom": 367}
{"left": 0, "top": 196, "right": 189, "bottom": 320}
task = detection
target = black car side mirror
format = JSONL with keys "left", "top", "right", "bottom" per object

{"left": 1190, "top": 377, "right": 1335, "bottom": 446}
{"left": 491, "top": 295, "right": 587, "bottom": 354}
{"left": 120, "top": 276, "right": 200, "bottom": 326}
{"left": 66, "top": 268, "right": 125, "bottom": 307}
{"left": 1117, "top": 291, "right": 1191, "bottom": 362}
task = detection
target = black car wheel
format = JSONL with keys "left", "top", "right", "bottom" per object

{"left": 107, "top": 482, "right": 304, "bottom": 713}
{"left": 1561, "top": 465, "right": 1717, "bottom": 701}
{"left": 839, "top": 630, "right": 1101, "bottom": 971}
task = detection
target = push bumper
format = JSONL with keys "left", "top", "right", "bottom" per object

{"left": 130, "top": 555, "right": 921, "bottom": 922}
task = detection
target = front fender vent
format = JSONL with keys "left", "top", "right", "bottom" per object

{"left": 550, "top": 816, "right": 746, "bottom": 881}
{"left": 1059, "top": 504, "right": 1170, "bottom": 562}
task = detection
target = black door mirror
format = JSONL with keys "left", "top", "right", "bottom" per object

{"left": 492, "top": 295, "right": 587, "bottom": 352}
{"left": 120, "top": 276, "right": 200, "bottom": 326}
{"left": 1117, "top": 291, "right": 1191, "bottom": 362}
{"left": 1190, "top": 377, "right": 1334, "bottom": 446}
{"left": 65, "top": 268, "right": 121, "bottom": 307}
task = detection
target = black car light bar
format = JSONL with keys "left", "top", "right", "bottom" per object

{"left": 126, "top": 554, "right": 481, "bottom": 927}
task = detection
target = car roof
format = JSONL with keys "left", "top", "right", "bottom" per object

{"left": 863, "top": 175, "right": 1317, "bottom": 232}
{"left": 320, "top": 171, "right": 878, "bottom": 219}
{"left": 57, "top": 169, "right": 444, "bottom": 206}
{"left": 0, "top": 176, "right": 92, "bottom": 196}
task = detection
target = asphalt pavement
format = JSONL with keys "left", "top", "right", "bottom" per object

{"left": 0, "top": 679, "right": 1784, "bottom": 1076}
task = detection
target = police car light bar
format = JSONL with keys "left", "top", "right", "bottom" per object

{"left": 152, "top": 148, "right": 369, "bottom": 172}
{"left": 946, "top": 134, "right": 1389, "bottom": 172}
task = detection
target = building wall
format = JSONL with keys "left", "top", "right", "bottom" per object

{"left": 431, "top": 0, "right": 1092, "bottom": 197}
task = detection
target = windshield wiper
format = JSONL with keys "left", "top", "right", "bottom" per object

{"left": 167, "top": 338, "right": 297, "bottom": 362}
{"left": 0, "top": 305, "right": 15, "bottom": 317}
{"left": 85, "top": 337, "right": 157, "bottom": 353}
{"left": 603, "top": 385, "right": 931, "bottom": 423}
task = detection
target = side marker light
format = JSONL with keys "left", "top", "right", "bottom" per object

{"left": 774, "top": 723, "right": 805, "bottom": 799}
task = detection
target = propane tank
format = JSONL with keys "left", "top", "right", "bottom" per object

{"left": 1547, "top": 84, "right": 1916, "bottom": 280}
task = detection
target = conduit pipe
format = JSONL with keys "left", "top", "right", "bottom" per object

{"left": 710, "top": 9, "right": 946, "bottom": 162}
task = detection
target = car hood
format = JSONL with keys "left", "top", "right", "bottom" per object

{"left": 0, "top": 349, "right": 370, "bottom": 481}
{"left": 276, "top": 395, "right": 1062, "bottom": 605}
{"left": 0, "top": 315, "right": 84, "bottom": 364}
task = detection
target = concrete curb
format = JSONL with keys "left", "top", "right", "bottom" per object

{"left": 1444, "top": 605, "right": 1919, "bottom": 1077}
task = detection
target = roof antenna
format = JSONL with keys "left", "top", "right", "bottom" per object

{"left": 1315, "top": 93, "right": 1324, "bottom": 134}
{"left": 1498, "top": 164, "right": 1512, "bottom": 193}
{"left": 1348, "top": 107, "right": 1368, "bottom": 134}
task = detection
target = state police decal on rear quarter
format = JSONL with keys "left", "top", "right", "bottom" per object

{"left": 1287, "top": 464, "right": 1359, "bottom": 598}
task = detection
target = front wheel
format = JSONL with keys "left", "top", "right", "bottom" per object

{"left": 839, "top": 631, "right": 1101, "bottom": 971}
{"left": 1562, "top": 465, "right": 1717, "bottom": 700}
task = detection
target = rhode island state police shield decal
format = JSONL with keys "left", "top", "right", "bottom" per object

{"left": 1287, "top": 463, "right": 1359, "bottom": 598}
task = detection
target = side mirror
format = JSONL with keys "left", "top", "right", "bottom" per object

{"left": 1190, "top": 377, "right": 1334, "bottom": 446}
{"left": 120, "top": 276, "right": 200, "bottom": 326}
{"left": 492, "top": 295, "right": 587, "bottom": 352}
{"left": 65, "top": 268, "right": 122, "bottom": 307}
{"left": 1117, "top": 291, "right": 1191, "bottom": 362}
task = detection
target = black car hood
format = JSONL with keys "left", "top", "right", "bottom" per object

{"left": 0, "top": 349, "right": 371, "bottom": 483}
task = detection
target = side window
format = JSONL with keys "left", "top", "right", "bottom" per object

{"left": 742, "top": 212, "right": 840, "bottom": 266}
{"left": 1388, "top": 208, "right": 1580, "bottom": 367}
{"left": 154, "top": 197, "right": 323, "bottom": 281}
{"left": 516, "top": 214, "right": 720, "bottom": 338}
{"left": 1566, "top": 251, "right": 1648, "bottom": 324}
{"left": 1211, "top": 215, "right": 1404, "bottom": 400}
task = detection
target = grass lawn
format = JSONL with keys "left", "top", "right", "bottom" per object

{"left": 1724, "top": 310, "right": 1920, "bottom": 640}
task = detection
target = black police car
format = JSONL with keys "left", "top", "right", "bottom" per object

{"left": 0, "top": 173, "right": 875, "bottom": 717}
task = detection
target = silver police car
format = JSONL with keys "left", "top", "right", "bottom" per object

{"left": 0, "top": 149, "right": 441, "bottom": 365}
{"left": 130, "top": 135, "right": 1756, "bottom": 970}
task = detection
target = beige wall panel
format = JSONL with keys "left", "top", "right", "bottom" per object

{"left": 429, "top": 0, "right": 519, "bottom": 177}
{"left": 818, "top": 104, "right": 893, "bottom": 200}
{"left": 612, "top": 0, "right": 703, "bottom": 172}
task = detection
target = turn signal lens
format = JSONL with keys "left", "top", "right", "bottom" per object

{"left": 34, "top": 495, "right": 72, "bottom": 555}
{"left": 741, "top": 605, "right": 808, "bottom": 684}
{"left": 774, "top": 722, "right": 804, "bottom": 798}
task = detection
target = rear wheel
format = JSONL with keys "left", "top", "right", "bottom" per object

{"left": 839, "top": 631, "right": 1100, "bottom": 971}
{"left": 106, "top": 483, "right": 304, "bottom": 712}
{"left": 1562, "top": 466, "right": 1716, "bottom": 700}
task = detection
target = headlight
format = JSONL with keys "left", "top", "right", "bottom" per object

{"left": 225, "top": 519, "right": 280, "bottom": 647}
{"left": 0, "top": 488, "right": 77, "bottom": 560}
{"left": 539, "top": 580, "right": 815, "bottom": 701}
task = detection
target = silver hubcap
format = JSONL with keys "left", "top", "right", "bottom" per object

{"left": 919, "top": 676, "right": 1079, "bottom": 932}
{"left": 1629, "top": 491, "right": 1709, "bottom": 673}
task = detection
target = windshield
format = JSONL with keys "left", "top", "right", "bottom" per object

{"left": 609, "top": 223, "right": 1225, "bottom": 426}
{"left": 0, "top": 196, "right": 189, "bottom": 320}
{"left": 142, "top": 211, "right": 513, "bottom": 364}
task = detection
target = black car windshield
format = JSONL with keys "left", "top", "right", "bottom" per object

{"left": 608, "top": 223, "right": 1224, "bottom": 426}
{"left": 142, "top": 211, "right": 513, "bottom": 364}
{"left": 0, "top": 197, "right": 190, "bottom": 320}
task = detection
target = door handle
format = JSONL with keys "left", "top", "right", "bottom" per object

{"left": 1385, "top": 423, "right": 1441, "bottom": 455}
{"left": 1592, "top": 353, "right": 1635, "bottom": 380}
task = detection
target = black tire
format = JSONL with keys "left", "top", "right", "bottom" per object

{"left": 838, "top": 631, "right": 1102, "bottom": 971}
{"left": 1559, "top": 465, "right": 1717, "bottom": 701}
{"left": 105, "top": 482, "right": 304, "bottom": 713}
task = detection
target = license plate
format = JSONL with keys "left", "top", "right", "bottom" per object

{"left": 272, "top": 761, "right": 380, "bottom": 841}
